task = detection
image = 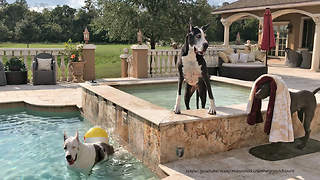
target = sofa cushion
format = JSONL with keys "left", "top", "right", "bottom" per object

{"left": 218, "top": 51, "right": 229, "bottom": 63}
{"left": 248, "top": 51, "right": 256, "bottom": 62}
{"left": 222, "top": 62, "right": 265, "bottom": 67}
{"left": 237, "top": 50, "right": 250, "bottom": 54}
{"left": 238, "top": 53, "right": 248, "bottom": 63}
{"left": 228, "top": 53, "right": 238, "bottom": 63}
{"left": 255, "top": 51, "right": 266, "bottom": 62}
{"left": 223, "top": 48, "right": 235, "bottom": 55}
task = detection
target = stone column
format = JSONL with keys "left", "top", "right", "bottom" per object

{"left": 221, "top": 19, "right": 231, "bottom": 48}
{"left": 131, "top": 45, "right": 149, "bottom": 78}
{"left": 120, "top": 48, "right": 130, "bottom": 77}
{"left": 311, "top": 16, "right": 320, "bottom": 71}
{"left": 258, "top": 20, "right": 264, "bottom": 45}
{"left": 82, "top": 44, "right": 97, "bottom": 80}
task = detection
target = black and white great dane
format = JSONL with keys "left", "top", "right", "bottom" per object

{"left": 174, "top": 19, "right": 216, "bottom": 115}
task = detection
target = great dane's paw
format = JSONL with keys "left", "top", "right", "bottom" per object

{"left": 174, "top": 106, "right": 181, "bottom": 114}
{"left": 208, "top": 108, "right": 216, "bottom": 115}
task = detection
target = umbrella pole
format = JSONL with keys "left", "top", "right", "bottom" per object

{"left": 265, "top": 50, "right": 268, "bottom": 74}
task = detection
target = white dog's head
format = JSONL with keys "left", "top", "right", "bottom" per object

{"left": 187, "top": 18, "right": 210, "bottom": 55}
{"left": 63, "top": 131, "right": 81, "bottom": 166}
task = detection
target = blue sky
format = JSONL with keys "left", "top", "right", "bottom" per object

{"left": 7, "top": 0, "right": 237, "bottom": 10}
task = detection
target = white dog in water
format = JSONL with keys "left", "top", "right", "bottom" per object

{"left": 63, "top": 131, "right": 114, "bottom": 174}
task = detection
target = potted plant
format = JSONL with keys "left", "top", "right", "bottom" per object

{"left": 5, "top": 57, "right": 26, "bottom": 71}
{"left": 5, "top": 57, "right": 28, "bottom": 85}
{"left": 64, "top": 39, "right": 85, "bottom": 83}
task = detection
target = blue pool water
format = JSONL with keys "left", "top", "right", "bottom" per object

{"left": 0, "top": 108, "right": 159, "bottom": 180}
{"left": 118, "top": 82, "right": 251, "bottom": 111}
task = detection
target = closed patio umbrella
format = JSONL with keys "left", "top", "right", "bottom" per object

{"left": 261, "top": 8, "right": 276, "bottom": 73}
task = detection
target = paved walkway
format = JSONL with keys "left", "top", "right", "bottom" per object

{"left": 1, "top": 59, "right": 320, "bottom": 180}
{"left": 162, "top": 59, "right": 320, "bottom": 180}
{"left": 161, "top": 133, "right": 320, "bottom": 180}
{"left": 0, "top": 82, "right": 82, "bottom": 108}
{"left": 268, "top": 59, "right": 320, "bottom": 92}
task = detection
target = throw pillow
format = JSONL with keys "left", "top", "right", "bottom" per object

{"left": 218, "top": 51, "right": 229, "bottom": 63}
{"left": 255, "top": 51, "right": 266, "bottom": 62}
{"left": 37, "top": 58, "right": 52, "bottom": 71}
{"left": 223, "top": 48, "right": 235, "bottom": 55}
{"left": 228, "top": 53, "right": 238, "bottom": 63}
{"left": 247, "top": 51, "right": 256, "bottom": 62}
{"left": 238, "top": 53, "right": 248, "bottom": 63}
{"left": 237, "top": 50, "right": 250, "bottom": 54}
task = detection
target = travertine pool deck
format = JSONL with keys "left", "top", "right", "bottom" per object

{"left": 1, "top": 59, "right": 320, "bottom": 179}
{"left": 0, "top": 82, "right": 82, "bottom": 109}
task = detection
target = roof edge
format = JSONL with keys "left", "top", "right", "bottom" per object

{"left": 212, "top": 1, "right": 320, "bottom": 14}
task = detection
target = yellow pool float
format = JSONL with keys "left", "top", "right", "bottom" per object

{"left": 84, "top": 127, "right": 109, "bottom": 144}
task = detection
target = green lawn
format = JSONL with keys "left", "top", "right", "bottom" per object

{"left": 0, "top": 43, "right": 171, "bottom": 79}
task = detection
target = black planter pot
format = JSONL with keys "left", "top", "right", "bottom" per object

{"left": 9, "top": 66, "right": 21, "bottom": 71}
{"left": 5, "top": 71, "right": 28, "bottom": 85}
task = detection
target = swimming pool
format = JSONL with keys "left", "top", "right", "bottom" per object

{"left": 117, "top": 82, "right": 251, "bottom": 111}
{"left": 0, "top": 108, "right": 159, "bottom": 180}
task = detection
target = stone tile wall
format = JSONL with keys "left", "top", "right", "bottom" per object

{"left": 82, "top": 86, "right": 320, "bottom": 177}
{"left": 81, "top": 87, "right": 165, "bottom": 177}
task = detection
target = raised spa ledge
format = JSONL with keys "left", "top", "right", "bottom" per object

{"left": 80, "top": 78, "right": 320, "bottom": 177}
{"left": 80, "top": 82, "right": 172, "bottom": 125}
{"left": 80, "top": 82, "right": 271, "bottom": 126}
{"left": 160, "top": 102, "right": 270, "bottom": 125}
{"left": 100, "top": 76, "right": 254, "bottom": 88}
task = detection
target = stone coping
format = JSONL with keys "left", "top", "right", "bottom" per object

{"left": 83, "top": 76, "right": 320, "bottom": 126}
{"left": 0, "top": 101, "right": 79, "bottom": 112}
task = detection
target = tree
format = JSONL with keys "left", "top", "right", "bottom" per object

{"left": 0, "top": 0, "right": 8, "bottom": 8}
{"left": 0, "top": 20, "right": 10, "bottom": 42}
{"left": 241, "top": 18, "right": 259, "bottom": 42}
{"left": 15, "top": 17, "right": 40, "bottom": 47}
{"left": 211, "top": 14, "right": 224, "bottom": 42}
{"left": 50, "top": 5, "right": 77, "bottom": 41}
{"left": 229, "top": 18, "right": 259, "bottom": 43}
{"left": 82, "top": 0, "right": 98, "bottom": 19}
{"left": 73, "top": 9, "right": 91, "bottom": 42}
{"left": 39, "top": 23, "right": 63, "bottom": 43}
{"left": 93, "top": 0, "right": 215, "bottom": 48}
{"left": 0, "top": 3, "right": 28, "bottom": 34}
{"left": 92, "top": 0, "right": 138, "bottom": 43}
{"left": 14, "top": 0, "right": 27, "bottom": 7}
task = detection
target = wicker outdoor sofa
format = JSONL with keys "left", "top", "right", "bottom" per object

{"left": 215, "top": 48, "right": 267, "bottom": 81}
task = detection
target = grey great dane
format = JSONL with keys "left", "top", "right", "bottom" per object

{"left": 255, "top": 82, "right": 320, "bottom": 154}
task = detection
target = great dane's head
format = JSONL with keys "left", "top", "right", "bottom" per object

{"left": 255, "top": 81, "right": 271, "bottom": 99}
{"left": 63, "top": 131, "right": 81, "bottom": 166}
{"left": 186, "top": 18, "right": 210, "bottom": 55}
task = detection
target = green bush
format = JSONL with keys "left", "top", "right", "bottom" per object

{"left": 5, "top": 57, "right": 26, "bottom": 71}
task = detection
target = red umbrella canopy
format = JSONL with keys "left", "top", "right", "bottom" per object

{"left": 261, "top": 8, "right": 276, "bottom": 51}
